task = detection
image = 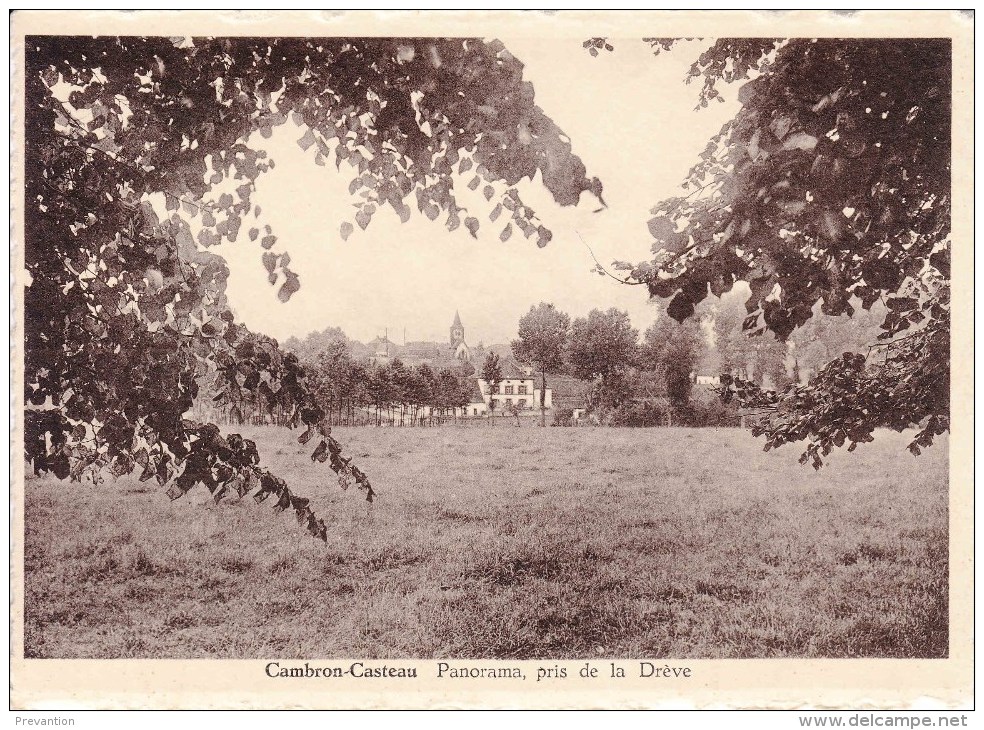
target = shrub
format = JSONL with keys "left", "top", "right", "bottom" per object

{"left": 551, "top": 407, "right": 575, "bottom": 427}
{"left": 674, "top": 387, "right": 742, "bottom": 427}
{"left": 608, "top": 401, "right": 668, "bottom": 427}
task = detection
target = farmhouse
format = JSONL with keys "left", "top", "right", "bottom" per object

{"left": 356, "top": 313, "right": 608, "bottom": 420}
{"left": 545, "top": 374, "right": 593, "bottom": 422}
{"left": 693, "top": 349, "right": 723, "bottom": 387}
{"left": 464, "top": 359, "right": 552, "bottom": 416}
{"left": 548, "top": 374, "right": 592, "bottom": 412}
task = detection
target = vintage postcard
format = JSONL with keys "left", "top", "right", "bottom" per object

{"left": 10, "top": 9, "right": 973, "bottom": 710}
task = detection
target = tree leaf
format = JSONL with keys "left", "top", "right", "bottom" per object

{"left": 394, "top": 199, "right": 411, "bottom": 224}
{"left": 277, "top": 271, "right": 300, "bottom": 302}
{"left": 465, "top": 217, "right": 479, "bottom": 238}
{"left": 297, "top": 128, "right": 316, "bottom": 151}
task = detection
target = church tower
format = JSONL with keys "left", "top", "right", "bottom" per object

{"left": 450, "top": 310, "right": 465, "bottom": 348}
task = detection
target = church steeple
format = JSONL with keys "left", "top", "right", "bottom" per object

{"left": 450, "top": 310, "right": 465, "bottom": 347}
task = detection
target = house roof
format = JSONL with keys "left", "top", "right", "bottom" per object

{"left": 432, "top": 359, "right": 467, "bottom": 374}
{"left": 487, "top": 343, "right": 514, "bottom": 359}
{"left": 461, "top": 377, "right": 485, "bottom": 404}
{"left": 402, "top": 341, "right": 447, "bottom": 358}
{"left": 474, "top": 358, "right": 531, "bottom": 380}
{"left": 367, "top": 336, "right": 398, "bottom": 352}
{"left": 500, "top": 358, "right": 531, "bottom": 379}
{"left": 549, "top": 374, "right": 592, "bottom": 395}
{"left": 548, "top": 375, "right": 592, "bottom": 409}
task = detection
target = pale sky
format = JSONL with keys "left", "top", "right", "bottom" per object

{"left": 214, "top": 38, "right": 739, "bottom": 346}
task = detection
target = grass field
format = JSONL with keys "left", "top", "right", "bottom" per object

{"left": 23, "top": 425, "right": 948, "bottom": 659}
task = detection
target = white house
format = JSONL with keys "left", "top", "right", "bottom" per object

{"left": 460, "top": 361, "right": 553, "bottom": 417}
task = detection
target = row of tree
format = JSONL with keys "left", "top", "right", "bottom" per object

{"left": 195, "top": 341, "right": 477, "bottom": 427}
{"left": 307, "top": 345, "right": 476, "bottom": 426}
{"left": 510, "top": 291, "right": 887, "bottom": 427}
{"left": 235, "top": 287, "right": 887, "bottom": 431}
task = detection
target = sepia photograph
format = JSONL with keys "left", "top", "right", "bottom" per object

{"left": 11, "top": 9, "right": 971, "bottom": 711}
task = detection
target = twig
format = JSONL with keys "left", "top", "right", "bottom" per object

{"left": 575, "top": 230, "right": 645, "bottom": 286}
{"left": 867, "top": 325, "right": 939, "bottom": 350}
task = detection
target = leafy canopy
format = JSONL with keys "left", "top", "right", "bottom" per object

{"left": 607, "top": 38, "right": 950, "bottom": 465}
{"left": 512, "top": 302, "right": 571, "bottom": 425}
{"left": 480, "top": 352, "right": 503, "bottom": 388}
{"left": 640, "top": 305, "right": 704, "bottom": 408}
{"left": 511, "top": 302, "right": 570, "bottom": 374}
{"left": 480, "top": 351, "right": 503, "bottom": 420}
{"left": 567, "top": 308, "right": 639, "bottom": 384}
{"left": 24, "top": 36, "right": 599, "bottom": 539}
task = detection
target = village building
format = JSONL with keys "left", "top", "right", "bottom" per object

{"left": 367, "top": 334, "right": 398, "bottom": 364}
{"left": 449, "top": 310, "right": 471, "bottom": 362}
{"left": 466, "top": 359, "right": 552, "bottom": 417}
{"left": 374, "top": 311, "right": 478, "bottom": 372}
{"left": 547, "top": 374, "right": 594, "bottom": 423}
{"left": 357, "top": 313, "right": 602, "bottom": 420}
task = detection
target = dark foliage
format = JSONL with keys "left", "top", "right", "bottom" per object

{"left": 24, "top": 36, "right": 598, "bottom": 538}
{"left": 608, "top": 38, "right": 950, "bottom": 464}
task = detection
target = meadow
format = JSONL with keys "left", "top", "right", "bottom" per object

{"left": 23, "top": 425, "right": 948, "bottom": 659}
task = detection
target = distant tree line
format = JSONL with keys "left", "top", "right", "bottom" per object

{"left": 198, "top": 289, "right": 884, "bottom": 430}
{"left": 512, "top": 291, "right": 885, "bottom": 428}
{"left": 309, "top": 345, "right": 475, "bottom": 426}
{"left": 196, "top": 339, "right": 474, "bottom": 427}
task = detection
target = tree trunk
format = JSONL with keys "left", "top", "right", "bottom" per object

{"left": 540, "top": 368, "right": 547, "bottom": 427}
